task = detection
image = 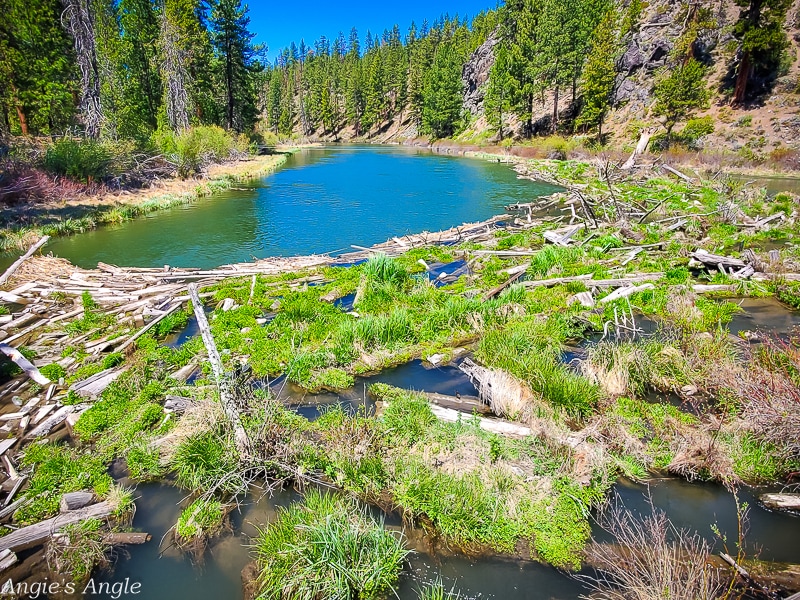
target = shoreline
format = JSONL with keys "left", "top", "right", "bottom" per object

{"left": 0, "top": 151, "right": 298, "bottom": 255}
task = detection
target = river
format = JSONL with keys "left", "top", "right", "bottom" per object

{"left": 43, "top": 145, "right": 559, "bottom": 270}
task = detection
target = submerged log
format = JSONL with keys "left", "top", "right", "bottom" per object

{"left": 0, "top": 501, "right": 114, "bottom": 552}
{"left": 103, "top": 532, "right": 151, "bottom": 545}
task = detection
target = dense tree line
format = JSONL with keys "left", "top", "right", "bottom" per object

{"left": 0, "top": 0, "right": 264, "bottom": 139}
{"left": 265, "top": 0, "right": 794, "bottom": 140}
{"left": 264, "top": 14, "right": 497, "bottom": 139}
{"left": 0, "top": 0, "right": 794, "bottom": 143}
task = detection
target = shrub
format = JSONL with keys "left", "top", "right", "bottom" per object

{"left": 43, "top": 138, "right": 113, "bottom": 182}
{"left": 154, "top": 125, "right": 245, "bottom": 177}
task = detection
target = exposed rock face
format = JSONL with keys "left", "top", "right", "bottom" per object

{"left": 462, "top": 33, "right": 499, "bottom": 116}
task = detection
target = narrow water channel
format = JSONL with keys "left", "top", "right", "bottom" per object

{"left": 44, "top": 146, "right": 560, "bottom": 269}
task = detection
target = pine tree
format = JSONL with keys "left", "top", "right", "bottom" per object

{"left": 732, "top": 0, "right": 791, "bottom": 103}
{"left": 575, "top": 10, "right": 618, "bottom": 140}
{"left": 484, "top": 43, "right": 514, "bottom": 140}
{"left": 119, "top": 0, "right": 163, "bottom": 134}
{"left": 421, "top": 42, "right": 463, "bottom": 139}
{"left": 0, "top": 0, "right": 75, "bottom": 135}
{"left": 652, "top": 58, "right": 709, "bottom": 143}
{"left": 210, "top": 0, "right": 263, "bottom": 132}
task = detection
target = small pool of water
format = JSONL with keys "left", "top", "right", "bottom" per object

{"left": 727, "top": 297, "right": 800, "bottom": 337}
{"left": 607, "top": 478, "right": 800, "bottom": 564}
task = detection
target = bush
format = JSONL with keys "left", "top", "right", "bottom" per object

{"left": 153, "top": 125, "right": 247, "bottom": 177}
{"left": 43, "top": 138, "right": 113, "bottom": 182}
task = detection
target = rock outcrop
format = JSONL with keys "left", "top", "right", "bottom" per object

{"left": 462, "top": 33, "right": 499, "bottom": 116}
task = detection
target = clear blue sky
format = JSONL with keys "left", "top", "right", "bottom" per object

{"left": 247, "top": 0, "right": 501, "bottom": 60}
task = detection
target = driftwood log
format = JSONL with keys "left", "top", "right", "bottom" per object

{"left": 0, "top": 344, "right": 49, "bottom": 386}
{"left": 0, "top": 236, "right": 50, "bottom": 286}
{"left": 422, "top": 392, "right": 491, "bottom": 415}
{"left": 0, "top": 501, "right": 114, "bottom": 552}
{"left": 59, "top": 491, "right": 94, "bottom": 513}
{"left": 188, "top": 284, "right": 251, "bottom": 456}
{"left": 760, "top": 493, "right": 800, "bottom": 512}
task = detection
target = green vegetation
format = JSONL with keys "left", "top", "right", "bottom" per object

{"left": 176, "top": 498, "right": 227, "bottom": 542}
{"left": 254, "top": 490, "right": 408, "bottom": 600}
{"left": 17, "top": 443, "right": 113, "bottom": 525}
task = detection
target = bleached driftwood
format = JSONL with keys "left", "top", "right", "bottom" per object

{"left": 0, "top": 237, "right": 50, "bottom": 286}
{"left": 0, "top": 344, "right": 49, "bottom": 385}
{"left": 0, "top": 501, "right": 114, "bottom": 552}
{"left": 188, "top": 284, "right": 250, "bottom": 456}
{"left": 69, "top": 367, "right": 125, "bottom": 398}
{"left": 599, "top": 283, "right": 655, "bottom": 304}
{"left": 760, "top": 493, "right": 800, "bottom": 512}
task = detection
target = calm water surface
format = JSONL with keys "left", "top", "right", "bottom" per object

{"left": 45, "top": 146, "right": 559, "bottom": 269}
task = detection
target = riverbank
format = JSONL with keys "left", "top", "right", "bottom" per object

{"left": 0, "top": 151, "right": 296, "bottom": 254}
{"left": 375, "top": 136, "right": 800, "bottom": 179}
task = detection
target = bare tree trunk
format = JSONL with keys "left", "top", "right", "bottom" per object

{"left": 552, "top": 85, "right": 559, "bottom": 134}
{"left": 61, "top": 0, "right": 102, "bottom": 138}
{"left": 733, "top": 50, "right": 751, "bottom": 104}
{"left": 159, "top": 5, "right": 191, "bottom": 131}
{"left": 13, "top": 105, "right": 28, "bottom": 136}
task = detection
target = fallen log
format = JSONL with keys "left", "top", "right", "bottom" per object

{"left": 164, "top": 395, "right": 194, "bottom": 414}
{"left": 0, "top": 237, "right": 50, "bottom": 287}
{"left": 0, "top": 344, "right": 49, "bottom": 386}
{"left": 599, "top": 283, "right": 655, "bottom": 304}
{"left": 188, "top": 284, "right": 251, "bottom": 456}
{"left": 0, "top": 500, "right": 114, "bottom": 552}
{"left": 115, "top": 301, "right": 182, "bottom": 352}
{"left": 69, "top": 367, "right": 125, "bottom": 398}
{"left": 0, "top": 549, "right": 17, "bottom": 573}
{"left": 691, "top": 249, "right": 747, "bottom": 269}
{"left": 102, "top": 532, "right": 151, "bottom": 545}
{"left": 482, "top": 270, "right": 526, "bottom": 302}
{"left": 662, "top": 164, "right": 694, "bottom": 183}
{"left": 26, "top": 406, "right": 74, "bottom": 439}
{"left": 60, "top": 491, "right": 94, "bottom": 513}
{"left": 522, "top": 273, "right": 663, "bottom": 289}
{"left": 429, "top": 404, "right": 530, "bottom": 436}
{"left": 760, "top": 493, "right": 800, "bottom": 512}
{"left": 422, "top": 392, "right": 490, "bottom": 415}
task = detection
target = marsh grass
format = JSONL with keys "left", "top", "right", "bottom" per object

{"left": 176, "top": 498, "right": 228, "bottom": 545}
{"left": 366, "top": 385, "right": 604, "bottom": 567}
{"left": 170, "top": 429, "right": 245, "bottom": 494}
{"left": 48, "top": 518, "right": 113, "bottom": 583}
{"left": 415, "top": 580, "right": 463, "bottom": 600}
{"left": 254, "top": 490, "right": 408, "bottom": 600}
